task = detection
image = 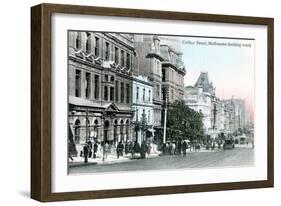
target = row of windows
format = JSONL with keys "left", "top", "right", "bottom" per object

{"left": 75, "top": 32, "right": 132, "bottom": 69}
{"left": 162, "top": 68, "right": 184, "bottom": 83}
{"left": 75, "top": 69, "right": 131, "bottom": 104}
{"left": 73, "top": 118, "right": 130, "bottom": 144}
{"left": 75, "top": 70, "right": 100, "bottom": 99}
{"left": 135, "top": 108, "right": 151, "bottom": 124}
{"left": 136, "top": 87, "right": 152, "bottom": 102}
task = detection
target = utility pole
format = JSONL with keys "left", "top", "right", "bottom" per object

{"left": 85, "top": 107, "right": 89, "bottom": 142}
{"left": 163, "top": 91, "right": 167, "bottom": 144}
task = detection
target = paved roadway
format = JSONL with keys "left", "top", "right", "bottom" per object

{"left": 69, "top": 147, "right": 254, "bottom": 174}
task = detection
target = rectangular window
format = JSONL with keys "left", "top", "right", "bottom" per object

{"left": 115, "top": 81, "right": 119, "bottom": 102}
{"left": 86, "top": 32, "right": 91, "bottom": 54}
{"left": 110, "top": 87, "right": 114, "bottom": 101}
{"left": 115, "top": 47, "right": 119, "bottom": 64}
{"left": 76, "top": 32, "right": 81, "bottom": 49}
{"left": 75, "top": 70, "right": 81, "bottom": 97}
{"left": 149, "top": 90, "right": 151, "bottom": 101}
{"left": 126, "top": 53, "right": 130, "bottom": 69}
{"left": 121, "top": 82, "right": 124, "bottom": 103}
{"left": 121, "top": 50, "right": 125, "bottom": 67}
{"left": 136, "top": 87, "right": 139, "bottom": 100}
{"left": 126, "top": 84, "right": 130, "bottom": 103}
{"left": 94, "top": 75, "right": 99, "bottom": 99}
{"left": 94, "top": 37, "right": 100, "bottom": 56}
{"left": 104, "top": 86, "right": 108, "bottom": 101}
{"left": 105, "top": 42, "right": 110, "bottom": 60}
{"left": 156, "top": 84, "right": 160, "bottom": 99}
{"left": 162, "top": 68, "right": 166, "bottom": 81}
{"left": 143, "top": 88, "right": 145, "bottom": 101}
{"left": 85, "top": 72, "right": 91, "bottom": 99}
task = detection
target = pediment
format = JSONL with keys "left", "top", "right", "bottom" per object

{"left": 105, "top": 102, "right": 119, "bottom": 112}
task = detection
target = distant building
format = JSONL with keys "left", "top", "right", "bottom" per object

{"left": 132, "top": 76, "right": 154, "bottom": 145}
{"left": 184, "top": 72, "right": 217, "bottom": 131}
{"left": 68, "top": 31, "right": 135, "bottom": 149}
{"left": 220, "top": 98, "right": 249, "bottom": 133}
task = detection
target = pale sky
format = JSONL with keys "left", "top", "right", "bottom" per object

{"left": 180, "top": 36, "right": 255, "bottom": 120}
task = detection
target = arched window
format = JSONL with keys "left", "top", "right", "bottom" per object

{"left": 104, "top": 120, "right": 110, "bottom": 143}
{"left": 85, "top": 119, "right": 90, "bottom": 141}
{"left": 94, "top": 119, "right": 99, "bottom": 139}
{"left": 74, "top": 120, "right": 81, "bottom": 144}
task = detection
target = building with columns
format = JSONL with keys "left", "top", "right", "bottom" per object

{"left": 132, "top": 75, "right": 154, "bottom": 145}
{"left": 68, "top": 31, "right": 136, "bottom": 151}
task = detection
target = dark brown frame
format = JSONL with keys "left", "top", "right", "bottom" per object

{"left": 31, "top": 3, "right": 274, "bottom": 202}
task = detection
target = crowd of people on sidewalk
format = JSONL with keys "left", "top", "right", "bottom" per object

{"left": 78, "top": 140, "right": 159, "bottom": 163}
{"left": 72, "top": 138, "right": 234, "bottom": 163}
{"left": 160, "top": 138, "right": 226, "bottom": 157}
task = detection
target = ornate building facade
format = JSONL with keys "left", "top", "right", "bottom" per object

{"left": 133, "top": 35, "right": 186, "bottom": 143}
{"left": 132, "top": 76, "right": 154, "bottom": 145}
{"left": 68, "top": 31, "right": 135, "bottom": 149}
{"left": 184, "top": 72, "right": 217, "bottom": 132}
{"left": 159, "top": 37, "right": 186, "bottom": 104}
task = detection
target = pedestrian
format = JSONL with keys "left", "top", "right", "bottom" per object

{"left": 117, "top": 141, "right": 124, "bottom": 159}
{"left": 128, "top": 141, "right": 133, "bottom": 154}
{"left": 103, "top": 141, "right": 109, "bottom": 160}
{"left": 182, "top": 140, "right": 187, "bottom": 156}
{"left": 147, "top": 142, "right": 152, "bottom": 156}
{"left": 125, "top": 141, "right": 129, "bottom": 155}
{"left": 97, "top": 142, "right": 102, "bottom": 158}
{"left": 211, "top": 141, "right": 215, "bottom": 150}
{"left": 132, "top": 141, "right": 140, "bottom": 158}
{"left": 162, "top": 142, "right": 167, "bottom": 155}
{"left": 87, "top": 140, "right": 93, "bottom": 158}
{"left": 83, "top": 144, "right": 89, "bottom": 163}
{"left": 177, "top": 139, "right": 182, "bottom": 155}
{"left": 140, "top": 141, "right": 148, "bottom": 158}
{"left": 93, "top": 141, "right": 98, "bottom": 158}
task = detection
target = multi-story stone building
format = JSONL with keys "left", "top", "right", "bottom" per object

{"left": 216, "top": 100, "right": 232, "bottom": 132}
{"left": 133, "top": 35, "right": 186, "bottom": 143}
{"left": 220, "top": 98, "right": 248, "bottom": 133}
{"left": 133, "top": 35, "right": 164, "bottom": 128}
{"left": 68, "top": 31, "right": 136, "bottom": 150}
{"left": 159, "top": 37, "right": 186, "bottom": 103}
{"left": 184, "top": 72, "right": 217, "bottom": 131}
{"left": 132, "top": 75, "right": 154, "bottom": 145}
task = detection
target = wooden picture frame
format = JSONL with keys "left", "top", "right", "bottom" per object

{"left": 31, "top": 3, "right": 274, "bottom": 202}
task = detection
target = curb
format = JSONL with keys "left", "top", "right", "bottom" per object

{"left": 69, "top": 154, "right": 160, "bottom": 168}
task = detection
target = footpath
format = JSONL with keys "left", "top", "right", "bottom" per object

{"left": 69, "top": 152, "right": 160, "bottom": 167}
{"left": 69, "top": 144, "right": 253, "bottom": 167}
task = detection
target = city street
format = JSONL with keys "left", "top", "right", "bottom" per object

{"left": 69, "top": 147, "right": 254, "bottom": 174}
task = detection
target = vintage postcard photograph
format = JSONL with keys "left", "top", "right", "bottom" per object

{"left": 67, "top": 31, "right": 255, "bottom": 174}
